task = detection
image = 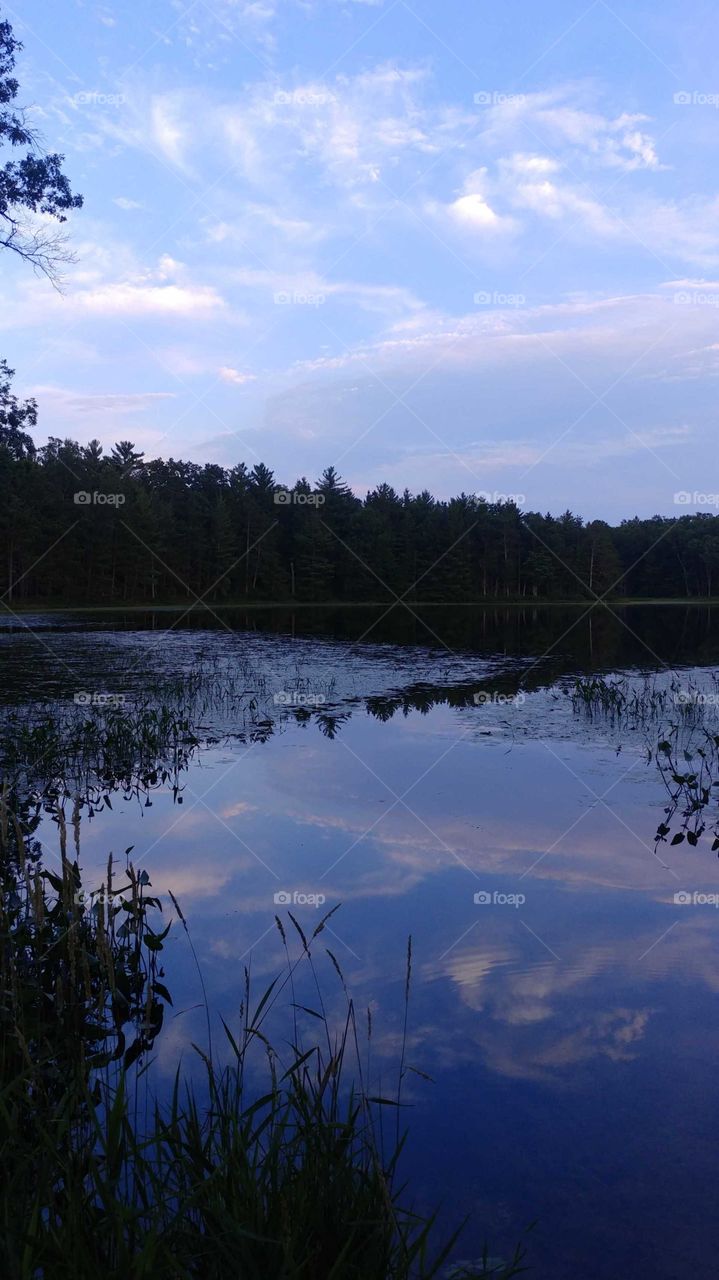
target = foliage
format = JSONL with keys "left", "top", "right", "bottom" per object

{"left": 0, "top": 14, "right": 82, "bottom": 279}
{"left": 2, "top": 411, "right": 719, "bottom": 605}
{"left": 654, "top": 728, "right": 719, "bottom": 856}
{"left": 0, "top": 786, "right": 171, "bottom": 1084}
{"left": 567, "top": 674, "right": 719, "bottom": 856}
{"left": 0, "top": 700, "right": 200, "bottom": 812}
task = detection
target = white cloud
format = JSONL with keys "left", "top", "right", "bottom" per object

{"left": 438, "top": 143, "right": 719, "bottom": 262}
{"left": 149, "top": 95, "right": 189, "bottom": 170}
{"left": 206, "top": 206, "right": 325, "bottom": 245}
{"left": 230, "top": 266, "right": 424, "bottom": 316}
{"left": 218, "top": 366, "right": 257, "bottom": 385}
{"left": 74, "top": 281, "right": 225, "bottom": 317}
{"left": 404, "top": 425, "right": 691, "bottom": 474}
{"left": 29, "top": 387, "right": 177, "bottom": 413}
{"left": 505, "top": 153, "right": 559, "bottom": 177}
{"left": 176, "top": 0, "right": 278, "bottom": 54}
{"left": 273, "top": 289, "right": 719, "bottom": 436}
{"left": 480, "top": 88, "right": 663, "bottom": 173}
{"left": 101, "top": 69, "right": 719, "bottom": 271}
{"left": 228, "top": 62, "right": 442, "bottom": 190}
{"left": 509, "top": 176, "right": 619, "bottom": 237}
{"left": 449, "top": 193, "right": 505, "bottom": 229}
{"left": 1, "top": 246, "right": 230, "bottom": 330}
{"left": 112, "top": 61, "right": 467, "bottom": 212}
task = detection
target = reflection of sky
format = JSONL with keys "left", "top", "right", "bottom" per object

{"left": 49, "top": 682, "right": 719, "bottom": 1278}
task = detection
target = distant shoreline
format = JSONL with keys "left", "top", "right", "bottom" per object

{"left": 4, "top": 597, "right": 719, "bottom": 614}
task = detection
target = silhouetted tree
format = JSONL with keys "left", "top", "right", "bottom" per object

{"left": 0, "top": 15, "right": 82, "bottom": 280}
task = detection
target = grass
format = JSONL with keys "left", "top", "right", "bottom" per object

{"left": 0, "top": 796, "right": 530, "bottom": 1280}
{"left": 567, "top": 673, "right": 719, "bottom": 725}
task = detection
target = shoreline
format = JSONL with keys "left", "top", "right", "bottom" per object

{"left": 2, "top": 597, "right": 719, "bottom": 614}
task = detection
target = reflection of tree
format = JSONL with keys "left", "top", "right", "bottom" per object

{"left": 0, "top": 786, "right": 170, "bottom": 1091}
{"left": 0, "top": 702, "right": 198, "bottom": 817}
{"left": 315, "top": 710, "right": 352, "bottom": 739}
{"left": 1, "top": 788, "right": 169, "bottom": 1247}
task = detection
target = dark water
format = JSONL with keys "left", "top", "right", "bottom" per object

{"left": 4, "top": 602, "right": 719, "bottom": 1279}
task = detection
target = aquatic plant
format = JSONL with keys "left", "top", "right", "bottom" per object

{"left": 0, "top": 782, "right": 529, "bottom": 1278}
{"left": 565, "top": 673, "right": 719, "bottom": 856}
{"left": 653, "top": 729, "right": 719, "bottom": 855}
{"left": 0, "top": 784, "right": 171, "bottom": 1084}
{"left": 567, "top": 674, "right": 670, "bottom": 722}
{"left": 0, "top": 885, "right": 529, "bottom": 1278}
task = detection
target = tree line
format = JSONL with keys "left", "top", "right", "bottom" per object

{"left": 2, "top": 413, "right": 719, "bottom": 606}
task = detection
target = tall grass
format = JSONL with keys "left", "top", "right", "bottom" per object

{"left": 0, "top": 803, "right": 529, "bottom": 1279}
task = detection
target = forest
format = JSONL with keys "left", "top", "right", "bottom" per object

{"left": 2, "top": 407, "right": 719, "bottom": 606}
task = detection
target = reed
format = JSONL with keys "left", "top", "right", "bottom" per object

{"left": 0, "top": 808, "right": 529, "bottom": 1279}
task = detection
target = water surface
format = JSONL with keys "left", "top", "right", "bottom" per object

{"left": 4, "top": 603, "right": 719, "bottom": 1279}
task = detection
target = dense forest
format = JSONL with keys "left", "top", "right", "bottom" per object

{"left": 2, "top": 398, "right": 719, "bottom": 605}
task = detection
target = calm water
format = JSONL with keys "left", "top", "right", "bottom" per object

{"left": 4, "top": 603, "right": 719, "bottom": 1279}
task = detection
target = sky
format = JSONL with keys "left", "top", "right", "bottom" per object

{"left": 4, "top": 0, "right": 719, "bottom": 519}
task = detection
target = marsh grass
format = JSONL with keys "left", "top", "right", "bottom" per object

{"left": 0, "top": 805, "right": 529, "bottom": 1279}
{"left": 0, "top": 701, "right": 200, "bottom": 815}
{"left": 0, "top": 785, "right": 171, "bottom": 1083}
{"left": 568, "top": 672, "right": 719, "bottom": 727}
{"left": 567, "top": 674, "right": 670, "bottom": 723}
{"left": 0, "top": 652, "right": 347, "bottom": 814}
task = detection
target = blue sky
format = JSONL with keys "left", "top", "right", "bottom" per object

{"left": 4, "top": 0, "right": 719, "bottom": 518}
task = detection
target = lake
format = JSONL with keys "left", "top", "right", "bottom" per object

{"left": 4, "top": 602, "right": 719, "bottom": 1279}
